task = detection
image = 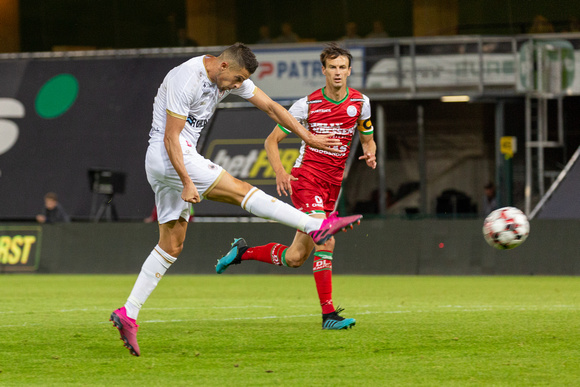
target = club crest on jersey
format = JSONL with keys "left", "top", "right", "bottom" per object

{"left": 347, "top": 105, "right": 358, "bottom": 117}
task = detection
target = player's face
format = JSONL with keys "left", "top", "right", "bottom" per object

{"left": 216, "top": 63, "right": 251, "bottom": 92}
{"left": 322, "top": 56, "right": 351, "bottom": 89}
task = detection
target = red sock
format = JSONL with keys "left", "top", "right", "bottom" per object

{"left": 313, "top": 250, "right": 334, "bottom": 314}
{"left": 242, "top": 243, "right": 288, "bottom": 266}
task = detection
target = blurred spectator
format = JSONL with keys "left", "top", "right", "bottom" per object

{"left": 256, "top": 25, "right": 273, "bottom": 44}
{"left": 340, "top": 22, "right": 361, "bottom": 41}
{"left": 36, "top": 192, "right": 70, "bottom": 224}
{"left": 562, "top": 16, "right": 580, "bottom": 32}
{"left": 528, "top": 15, "right": 554, "bottom": 34}
{"left": 177, "top": 28, "right": 198, "bottom": 47}
{"left": 481, "top": 182, "right": 498, "bottom": 216}
{"left": 366, "top": 20, "right": 389, "bottom": 39}
{"left": 276, "top": 22, "right": 299, "bottom": 43}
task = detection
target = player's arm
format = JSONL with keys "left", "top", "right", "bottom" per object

{"left": 358, "top": 118, "right": 377, "bottom": 169}
{"left": 247, "top": 87, "right": 341, "bottom": 153}
{"left": 164, "top": 113, "right": 201, "bottom": 203}
{"left": 264, "top": 125, "right": 296, "bottom": 196}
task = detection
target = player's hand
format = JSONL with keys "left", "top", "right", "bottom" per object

{"left": 276, "top": 171, "right": 298, "bottom": 196}
{"left": 359, "top": 152, "right": 377, "bottom": 169}
{"left": 181, "top": 182, "right": 201, "bottom": 203}
{"left": 306, "top": 133, "right": 342, "bottom": 153}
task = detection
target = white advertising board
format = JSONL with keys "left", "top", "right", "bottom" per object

{"left": 251, "top": 46, "right": 365, "bottom": 101}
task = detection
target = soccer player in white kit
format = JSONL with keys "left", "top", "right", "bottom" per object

{"left": 110, "top": 43, "right": 363, "bottom": 356}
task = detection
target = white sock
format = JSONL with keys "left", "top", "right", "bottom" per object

{"left": 124, "top": 245, "right": 176, "bottom": 320}
{"left": 241, "top": 187, "right": 322, "bottom": 233}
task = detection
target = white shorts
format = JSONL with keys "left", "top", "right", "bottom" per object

{"left": 145, "top": 140, "right": 225, "bottom": 224}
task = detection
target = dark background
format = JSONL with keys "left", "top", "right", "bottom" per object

{"left": 16, "top": 0, "right": 580, "bottom": 52}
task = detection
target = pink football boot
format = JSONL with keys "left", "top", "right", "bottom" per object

{"left": 308, "top": 211, "right": 362, "bottom": 245}
{"left": 110, "top": 307, "right": 140, "bottom": 356}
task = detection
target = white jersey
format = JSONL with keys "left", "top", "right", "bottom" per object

{"left": 149, "top": 55, "right": 257, "bottom": 147}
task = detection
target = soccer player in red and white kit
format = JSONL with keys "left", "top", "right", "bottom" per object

{"left": 216, "top": 43, "right": 376, "bottom": 329}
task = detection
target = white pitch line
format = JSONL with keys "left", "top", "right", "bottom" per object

{"left": 1, "top": 305, "right": 579, "bottom": 329}
{"left": 55, "top": 305, "right": 275, "bottom": 313}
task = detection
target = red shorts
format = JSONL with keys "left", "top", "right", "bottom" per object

{"left": 290, "top": 167, "right": 341, "bottom": 216}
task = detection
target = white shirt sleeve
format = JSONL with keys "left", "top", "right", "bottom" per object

{"left": 360, "top": 94, "right": 371, "bottom": 121}
{"left": 277, "top": 97, "right": 308, "bottom": 134}
{"left": 232, "top": 78, "right": 257, "bottom": 99}
{"left": 166, "top": 68, "right": 197, "bottom": 119}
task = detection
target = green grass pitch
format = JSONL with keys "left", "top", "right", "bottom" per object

{"left": 1, "top": 275, "right": 579, "bottom": 386}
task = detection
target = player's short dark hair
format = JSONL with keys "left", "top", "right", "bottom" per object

{"left": 220, "top": 42, "right": 259, "bottom": 74}
{"left": 320, "top": 42, "right": 352, "bottom": 68}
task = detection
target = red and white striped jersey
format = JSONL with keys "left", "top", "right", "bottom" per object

{"left": 279, "top": 87, "right": 372, "bottom": 185}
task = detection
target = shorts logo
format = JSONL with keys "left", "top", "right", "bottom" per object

{"left": 347, "top": 105, "right": 358, "bottom": 117}
{"left": 208, "top": 164, "right": 217, "bottom": 170}
{"left": 312, "top": 196, "right": 323, "bottom": 207}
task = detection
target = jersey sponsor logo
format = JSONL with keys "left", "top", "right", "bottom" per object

{"left": 350, "top": 98, "right": 365, "bottom": 102}
{"left": 306, "top": 99, "right": 323, "bottom": 104}
{"left": 186, "top": 115, "right": 209, "bottom": 128}
{"left": 347, "top": 105, "right": 358, "bottom": 117}
{"left": 308, "top": 145, "right": 348, "bottom": 157}
{"left": 310, "top": 123, "right": 355, "bottom": 136}
{"left": 311, "top": 109, "right": 332, "bottom": 113}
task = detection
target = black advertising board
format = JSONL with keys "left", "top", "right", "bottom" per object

{"left": 0, "top": 55, "right": 300, "bottom": 219}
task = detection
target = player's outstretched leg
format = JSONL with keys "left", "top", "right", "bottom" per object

{"left": 216, "top": 238, "right": 248, "bottom": 274}
{"left": 322, "top": 307, "right": 356, "bottom": 330}
{"left": 110, "top": 306, "right": 141, "bottom": 356}
{"left": 308, "top": 211, "right": 362, "bottom": 245}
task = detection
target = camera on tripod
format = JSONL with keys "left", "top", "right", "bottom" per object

{"left": 88, "top": 169, "right": 126, "bottom": 222}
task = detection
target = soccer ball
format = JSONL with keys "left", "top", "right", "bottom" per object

{"left": 483, "top": 207, "right": 530, "bottom": 250}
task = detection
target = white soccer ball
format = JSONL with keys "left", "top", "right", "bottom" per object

{"left": 483, "top": 206, "right": 530, "bottom": 250}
